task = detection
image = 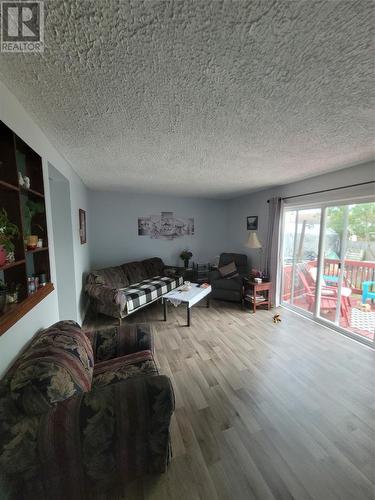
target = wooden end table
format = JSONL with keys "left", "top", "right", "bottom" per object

{"left": 244, "top": 280, "right": 272, "bottom": 313}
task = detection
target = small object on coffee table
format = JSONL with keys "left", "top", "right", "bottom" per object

{"left": 180, "top": 281, "right": 191, "bottom": 291}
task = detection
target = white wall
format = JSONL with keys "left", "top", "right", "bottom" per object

{"left": 0, "top": 81, "right": 90, "bottom": 375}
{"left": 228, "top": 161, "right": 375, "bottom": 267}
{"left": 89, "top": 190, "right": 229, "bottom": 269}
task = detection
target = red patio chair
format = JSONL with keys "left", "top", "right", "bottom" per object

{"left": 297, "top": 264, "right": 351, "bottom": 325}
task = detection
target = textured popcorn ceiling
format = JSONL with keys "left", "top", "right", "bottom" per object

{"left": 0, "top": 0, "right": 374, "bottom": 198}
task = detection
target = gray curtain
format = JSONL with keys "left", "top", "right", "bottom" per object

{"left": 265, "top": 197, "right": 283, "bottom": 306}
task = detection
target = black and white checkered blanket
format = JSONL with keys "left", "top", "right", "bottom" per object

{"left": 119, "top": 276, "right": 183, "bottom": 313}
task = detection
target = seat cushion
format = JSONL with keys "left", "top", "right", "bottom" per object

{"left": 219, "top": 253, "right": 248, "bottom": 276}
{"left": 88, "top": 266, "right": 129, "bottom": 288}
{"left": 122, "top": 261, "right": 149, "bottom": 284}
{"left": 212, "top": 276, "right": 243, "bottom": 291}
{"left": 87, "top": 323, "right": 154, "bottom": 362}
{"left": 92, "top": 350, "right": 158, "bottom": 388}
{"left": 10, "top": 321, "right": 94, "bottom": 415}
{"left": 341, "top": 287, "right": 352, "bottom": 297}
{"left": 120, "top": 276, "right": 183, "bottom": 314}
{"left": 218, "top": 261, "right": 239, "bottom": 279}
{"left": 142, "top": 257, "right": 165, "bottom": 278}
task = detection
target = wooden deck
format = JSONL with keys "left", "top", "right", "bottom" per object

{"left": 289, "top": 293, "right": 375, "bottom": 341}
{"left": 84, "top": 300, "right": 375, "bottom": 500}
{"left": 282, "top": 260, "right": 375, "bottom": 341}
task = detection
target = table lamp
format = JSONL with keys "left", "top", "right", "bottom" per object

{"left": 245, "top": 232, "right": 263, "bottom": 273}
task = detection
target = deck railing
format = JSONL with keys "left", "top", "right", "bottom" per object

{"left": 323, "top": 258, "right": 375, "bottom": 294}
{"left": 282, "top": 258, "right": 375, "bottom": 300}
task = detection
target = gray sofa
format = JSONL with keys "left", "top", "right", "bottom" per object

{"left": 208, "top": 253, "right": 248, "bottom": 303}
{"left": 86, "top": 257, "right": 183, "bottom": 319}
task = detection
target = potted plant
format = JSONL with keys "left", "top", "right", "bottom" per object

{"left": 180, "top": 249, "right": 193, "bottom": 269}
{"left": 0, "top": 208, "right": 20, "bottom": 266}
{"left": 0, "top": 279, "right": 7, "bottom": 313}
{"left": 23, "top": 200, "right": 44, "bottom": 250}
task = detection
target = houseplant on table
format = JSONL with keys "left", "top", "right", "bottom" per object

{"left": 0, "top": 209, "right": 20, "bottom": 266}
{"left": 23, "top": 200, "right": 44, "bottom": 250}
{"left": 180, "top": 249, "right": 193, "bottom": 269}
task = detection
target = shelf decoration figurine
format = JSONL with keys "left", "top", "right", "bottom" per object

{"left": 7, "top": 283, "right": 20, "bottom": 304}
{"left": 23, "top": 200, "right": 44, "bottom": 250}
{"left": 18, "top": 171, "right": 25, "bottom": 187}
{"left": 39, "top": 273, "right": 47, "bottom": 287}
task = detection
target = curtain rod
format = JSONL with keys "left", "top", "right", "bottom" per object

{"left": 267, "top": 180, "right": 375, "bottom": 203}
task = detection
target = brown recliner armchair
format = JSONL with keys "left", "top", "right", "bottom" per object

{"left": 208, "top": 253, "right": 248, "bottom": 303}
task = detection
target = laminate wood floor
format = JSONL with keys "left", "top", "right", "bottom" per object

{"left": 84, "top": 300, "right": 375, "bottom": 500}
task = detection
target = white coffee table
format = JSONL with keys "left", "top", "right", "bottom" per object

{"left": 162, "top": 283, "right": 212, "bottom": 326}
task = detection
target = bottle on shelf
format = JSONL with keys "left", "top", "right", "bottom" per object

{"left": 27, "top": 277, "right": 36, "bottom": 294}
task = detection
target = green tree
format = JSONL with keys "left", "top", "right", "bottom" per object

{"left": 327, "top": 203, "right": 375, "bottom": 242}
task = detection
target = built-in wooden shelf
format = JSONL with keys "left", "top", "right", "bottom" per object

{"left": 0, "top": 180, "right": 19, "bottom": 192}
{"left": 20, "top": 186, "right": 45, "bottom": 198}
{"left": 0, "top": 259, "right": 25, "bottom": 271}
{"left": 25, "top": 246, "right": 48, "bottom": 254}
{"left": 0, "top": 283, "right": 54, "bottom": 335}
{"left": 0, "top": 119, "right": 52, "bottom": 334}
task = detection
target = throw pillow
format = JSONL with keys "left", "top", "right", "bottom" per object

{"left": 10, "top": 321, "right": 94, "bottom": 415}
{"left": 218, "top": 261, "right": 239, "bottom": 279}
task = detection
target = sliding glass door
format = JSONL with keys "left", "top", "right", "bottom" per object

{"left": 281, "top": 200, "right": 375, "bottom": 346}
{"left": 318, "top": 203, "right": 375, "bottom": 342}
{"left": 281, "top": 207, "right": 321, "bottom": 313}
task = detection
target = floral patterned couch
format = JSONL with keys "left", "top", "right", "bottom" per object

{"left": 86, "top": 257, "right": 183, "bottom": 319}
{"left": 0, "top": 320, "right": 174, "bottom": 500}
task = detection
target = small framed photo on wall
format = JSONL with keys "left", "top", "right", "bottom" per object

{"left": 79, "top": 209, "right": 86, "bottom": 244}
{"left": 247, "top": 215, "right": 258, "bottom": 230}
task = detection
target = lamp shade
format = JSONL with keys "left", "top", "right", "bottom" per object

{"left": 245, "top": 232, "right": 262, "bottom": 249}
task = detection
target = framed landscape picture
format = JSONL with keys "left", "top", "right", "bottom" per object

{"left": 247, "top": 215, "right": 258, "bottom": 230}
{"left": 138, "top": 212, "right": 194, "bottom": 240}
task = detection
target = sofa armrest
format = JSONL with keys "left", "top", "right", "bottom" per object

{"left": 85, "top": 283, "right": 126, "bottom": 309}
{"left": 35, "top": 375, "right": 174, "bottom": 497}
{"left": 208, "top": 270, "right": 221, "bottom": 283}
{"left": 86, "top": 283, "right": 116, "bottom": 302}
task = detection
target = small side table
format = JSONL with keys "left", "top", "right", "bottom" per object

{"left": 244, "top": 280, "right": 272, "bottom": 313}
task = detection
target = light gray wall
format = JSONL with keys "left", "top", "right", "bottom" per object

{"left": 228, "top": 161, "right": 375, "bottom": 268}
{"left": 0, "top": 81, "right": 90, "bottom": 375}
{"left": 89, "top": 162, "right": 374, "bottom": 272}
{"left": 89, "top": 191, "right": 229, "bottom": 269}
